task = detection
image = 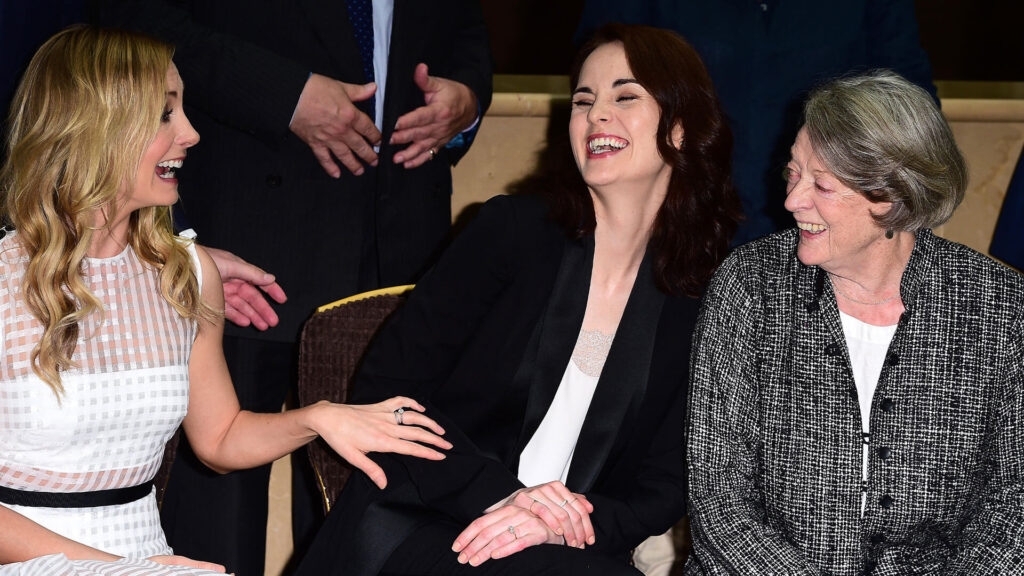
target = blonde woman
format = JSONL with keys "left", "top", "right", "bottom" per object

{"left": 0, "top": 26, "right": 450, "bottom": 574}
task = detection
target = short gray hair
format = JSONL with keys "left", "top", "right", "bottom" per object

{"left": 803, "top": 70, "right": 967, "bottom": 232}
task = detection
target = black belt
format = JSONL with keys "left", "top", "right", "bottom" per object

{"left": 0, "top": 481, "right": 153, "bottom": 508}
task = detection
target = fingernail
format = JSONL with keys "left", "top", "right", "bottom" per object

{"left": 452, "top": 542, "right": 462, "bottom": 552}
{"left": 555, "top": 528, "right": 563, "bottom": 535}
{"left": 355, "top": 168, "right": 364, "bottom": 176}
{"left": 588, "top": 536, "right": 596, "bottom": 545}
{"left": 371, "top": 159, "right": 378, "bottom": 167}
{"left": 457, "top": 553, "right": 467, "bottom": 564}
{"left": 394, "top": 155, "right": 404, "bottom": 164}
{"left": 470, "top": 556, "right": 481, "bottom": 567}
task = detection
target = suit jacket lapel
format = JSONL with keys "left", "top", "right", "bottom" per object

{"left": 299, "top": 0, "right": 367, "bottom": 84}
{"left": 566, "top": 251, "right": 665, "bottom": 493}
{"left": 509, "top": 237, "right": 592, "bottom": 469}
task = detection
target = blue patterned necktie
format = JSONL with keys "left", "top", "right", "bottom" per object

{"left": 346, "top": 0, "right": 375, "bottom": 117}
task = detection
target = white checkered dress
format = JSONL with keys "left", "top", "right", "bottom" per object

{"left": 0, "top": 232, "right": 215, "bottom": 574}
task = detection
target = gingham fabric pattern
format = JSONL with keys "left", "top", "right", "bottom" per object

{"left": 686, "top": 229, "right": 1024, "bottom": 575}
{"left": 0, "top": 553, "right": 223, "bottom": 575}
{"left": 0, "top": 231, "right": 200, "bottom": 565}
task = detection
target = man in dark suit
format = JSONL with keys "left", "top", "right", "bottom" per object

{"left": 94, "top": 2, "right": 492, "bottom": 573}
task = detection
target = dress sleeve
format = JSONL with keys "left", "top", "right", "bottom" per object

{"left": 176, "top": 229, "right": 203, "bottom": 294}
{"left": 347, "top": 195, "right": 529, "bottom": 523}
{"left": 686, "top": 255, "right": 820, "bottom": 575}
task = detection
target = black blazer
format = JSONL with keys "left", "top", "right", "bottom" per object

{"left": 299, "top": 194, "right": 697, "bottom": 575}
{"left": 94, "top": 0, "right": 493, "bottom": 343}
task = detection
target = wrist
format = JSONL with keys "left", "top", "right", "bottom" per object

{"left": 303, "top": 400, "right": 333, "bottom": 438}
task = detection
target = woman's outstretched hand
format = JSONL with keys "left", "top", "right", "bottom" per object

{"left": 311, "top": 396, "right": 452, "bottom": 489}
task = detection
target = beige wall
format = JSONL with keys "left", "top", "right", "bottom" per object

{"left": 936, "top": 99, "right": 1024, "bottom": 258}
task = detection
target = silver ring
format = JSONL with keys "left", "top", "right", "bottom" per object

{"left": 508, "top": 525, "right": 517, "bottom": 539}
{"left": 393, "top": 408, "right": 405, "bottom": 425}
{"left": 558, "top": 498, "right": 568, "bottom": 508}
{"left": 428, "top": 148, "right": 437, "bottom": 161}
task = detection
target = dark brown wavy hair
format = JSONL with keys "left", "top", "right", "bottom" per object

{"left": 552, "top": 23, "right": 741, "bottom": 297}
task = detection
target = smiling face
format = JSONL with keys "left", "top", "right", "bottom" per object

{"left": 784, "top": 127, "right": 892, "bottom": 274}
{"left": 124, "top": 62, "right": 199, "bottom": 213}
{"left": 569, "top": 42, "right": 679, "bottom": 199}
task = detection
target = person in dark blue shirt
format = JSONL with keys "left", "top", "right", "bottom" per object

{"left": 991, "top": 149, "right": 1024, "bottom": 271}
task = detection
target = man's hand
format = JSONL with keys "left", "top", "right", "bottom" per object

{"left": 290, "top": 73, "right": 382, "bottom": 178}
{"left": 390, "top": 63, "right": 478, "bottom": 169}
{"left": 204, "top": 246, "right": 287, "bottom": 330}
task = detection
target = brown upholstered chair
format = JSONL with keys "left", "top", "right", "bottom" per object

{"left": 297, "top": 285, "right": 414, "bottom": 513}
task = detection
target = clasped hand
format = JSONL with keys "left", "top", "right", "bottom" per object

{"left": 451, "top": 481, "right": 594, "bottom": 567}
{"left": 290, "top": 64, "right": 477, "bottom": 177}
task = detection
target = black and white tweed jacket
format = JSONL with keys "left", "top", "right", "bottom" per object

{"left": 685, "top": 229, "right": 1024, "bottom": 575}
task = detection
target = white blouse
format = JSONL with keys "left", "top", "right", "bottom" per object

{"left": 838, "top": 310, "right": 897, "bottom": 515}
{"left": 517, "top": 328, "right": 614, "bottom": 487}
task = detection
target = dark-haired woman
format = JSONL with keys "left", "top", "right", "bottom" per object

{"left": 297, "top": 23, "right": 741, "bottom": 576}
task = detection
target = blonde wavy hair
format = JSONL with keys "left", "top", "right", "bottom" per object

{"left": 0, "top": 25, "right": 217, "bottom": 396}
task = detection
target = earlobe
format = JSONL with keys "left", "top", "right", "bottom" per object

{"left": 671, "top": 122, "right": 685, "bottom": 150}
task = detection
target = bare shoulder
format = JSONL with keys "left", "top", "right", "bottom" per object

{"left": 191, "top": 243, "right": 225, "bottom": 309}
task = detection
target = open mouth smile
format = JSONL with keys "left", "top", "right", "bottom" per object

{"left": 587, "top": 134, "right": 628, "bottom": 156}
{"left": 796, "top": 221, "right": 828, "bottom": 235}
{"left": 156, "top": 158, "right": 184, "bottom": 180}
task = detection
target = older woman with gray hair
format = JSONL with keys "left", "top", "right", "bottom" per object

{"left": 686, "top": 69, "right": 1024, "bottom": 574}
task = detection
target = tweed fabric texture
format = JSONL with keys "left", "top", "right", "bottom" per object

{"left": 686, "top": 229, "right": 1024, "bottom": 575}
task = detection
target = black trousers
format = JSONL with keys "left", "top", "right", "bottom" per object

{"left": 384, "top": 522, "right": 641, "bottom": 576}
{"left": 160, "top": 336, "right": 322, "bottom": 575}
{"left": 299, "top": 517, "right": 642, "bottom": 576}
